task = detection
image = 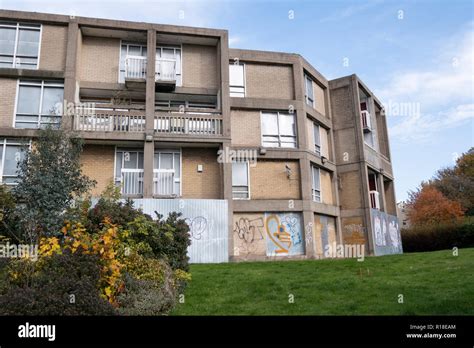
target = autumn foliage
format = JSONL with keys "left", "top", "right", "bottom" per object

{"left": 407, "top": 185, "right": 465, "bottom": 226}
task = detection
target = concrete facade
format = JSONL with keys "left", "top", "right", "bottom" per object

{"left": 0, "top": 9, "right": 401, "bottom": 262}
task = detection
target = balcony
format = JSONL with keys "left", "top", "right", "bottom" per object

{"left": 74, "top": 110, "right": 146, "bottom": 133}
{"left": 124, "top": 56, "right": 178, "bottom": 90}
{"left": 117, "top": 169, "right": 144, "bottom": 196}
{"left": 154, "top": 110, "right": 223, "bottom": 137}
{"left": 361, "top": 110, "right": 372, "bottom": 132}
{"left": 369, "top": 190, "right": 380, "bottom": 210}
{"left": 153, "top": 169, "right": 179, "bottom": 196}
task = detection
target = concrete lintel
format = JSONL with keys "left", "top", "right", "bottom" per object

{"left": 0, "top": 68, "right": 64, "bottom": 79}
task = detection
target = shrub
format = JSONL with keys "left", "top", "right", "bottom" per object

{"left": 116, "top": 253, "right": 177, "bottom": 315}
{"left": 401, "top": 221, "right": 474, "bottom": 252}
{"left": 127, "top": 212, "right": 191, "bottom": 272}
{"left": 0, "top": 251, "right": 116, "bottom": 315}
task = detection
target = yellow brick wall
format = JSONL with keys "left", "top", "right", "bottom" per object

{"left": 250, "top": 160, "right": 300, "bottom": 199}
{"left": 245, "top": 63, "right": 294, "bottom": 99}
{"left": 313, "top": 82, "right": 326, "bottom": 116}
{"left": 339, "top": 171, "right": 363, "bottom": 209}
{"left": 231, "top": 110, "right": 261, "bottom": 147}
{"left": 39, "top": 25, "right": 67, "bottom": 71}
{"left": 182, "top": 147, "right": 221, "bottom": 199}
{"left": 79, "top": 36, "right": 120, "bottom": 83}
{"left": 320, "top": 169, "right": 334, "bottom": 205}
{"left": 80, "top": 145, "right": 115, "bottom": 196}
{"left": 182, "top": 44, "right": 218, "bottom": 89}
{"left": 0, "top": 78, "right": 17, "bottom": 128}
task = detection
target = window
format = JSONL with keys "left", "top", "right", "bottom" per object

{"left": 156, "top": 46, "right": 182, "bottom": 86}
{"left": 311, "top": 165, "right": 321, "bottom": 202}
{"left": 305, "top": 74, "right": 314, "bottom": 107}
{"left": 115, "top": 149, "right": 144, "bottom": 196}
{"left": 232, "top": 161, "right": 249, "bottom": 199}
{"left": 261, "top": 111, "right": 297, "bottom": 148}
{"left": 313, "top": 123, "right": 321, "bottom": 156}
{"left": 0, "top": 22, "right": 41, "bottom": 69}
{"left": 119, "top": 42, "right": 147, "bottom": 82}
{"left": 229, "top": 63, "right": 245, "bottom": 97}
{"left": 15, "top": 80, "right": 64, "bottom": 129}
{"left": 154, "top": 149, "right": 181, "bottom": 196}
{"left": 0, "top": 138, "right": 28, "bottom": 184}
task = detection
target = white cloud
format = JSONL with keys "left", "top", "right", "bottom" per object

{"left": 378, "top": 24, "right": 474, "bottom": 143}
{"left": 229, "top": 36, "right": 242, "bottom": 47}
{"left": 319, "top": 0, "right": 383, "bottom": 23}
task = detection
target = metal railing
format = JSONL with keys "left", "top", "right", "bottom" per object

{"left": 74, "top": 110, "right": 146, "bottom": 132}
{"left": 369, "top": 190, "right": 380, "bottom": 210}
{"left": 154, "top": 111, "right": 223, "bottom": 136}
{"left": 155, "top": 58, "right": 177, "bottom": 82}
{"left": 125, "top": 56, "right": 147, "bottom": 80}
{"left": 117, "top": 169, "right": 144, "bottom": 196}
{"left": 361, "top": 110, "right": 372, "bottom": 131}
{"left": 153, "top": 169, "right": 178, "bottom": 196}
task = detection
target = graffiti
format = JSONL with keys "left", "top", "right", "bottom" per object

{"left": 265, "top": 213, "right": 304, "bottom": 256}
{"left": 233, "top": 217, "right": 265, "bottom": 256}
{"left": 370, "top": 209, "right": 402, "bottom": 255}
{"left": 185, "top": 216, "right": 208, "bottom": 240}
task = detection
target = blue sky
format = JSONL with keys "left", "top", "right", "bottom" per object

{"left": 1, "top": 0, "right": 473, "bottom": 201}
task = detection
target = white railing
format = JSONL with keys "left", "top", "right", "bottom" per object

{"left": 154, "top": 113, "right": 223, "bottom": 136}
{"left": 361, "top": 110, "right": 372, "bottom": 131}
{"left": 153, "top": 169, "right": 178, "bottom": 196}
{"left": 155, "top": 58, "right": 176, "bottom": 82}
{"left": 74, "top": 110, "right": 146, "bottom": 132}
{"left": 370, "top": 190, "right": 380, "bottom": 210}
{"left": 118, "top": 169, "right": 144, "bottom": 196}
{"left": 125, "top": 56, "right": 147, "bottom": 80}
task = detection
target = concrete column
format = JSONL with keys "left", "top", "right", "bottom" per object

{"left": 143, "top": 29, "right": 157, "bottom": 198}
{"left": 299, "top": 157, "right": 315, "bottom": 258}
{"left": 377, "top": 173, "right": 387, "bottom": 212}
{"left": 62, "top": 20, "right": 79, "bottom": 131}
{"left": 221, "top": 141, "right": 234, "bottom": 259}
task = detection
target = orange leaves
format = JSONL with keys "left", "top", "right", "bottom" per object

{"left": 407, "top": 185, "right": 465, "bottom": 226}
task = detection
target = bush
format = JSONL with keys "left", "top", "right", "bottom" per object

{"left": 116, "top": 253, "right": 177, "bottom": 315}
{"left": 401, "top": 221, "right": 474, "bottom": 252}
{"left": 127, "top": 212, "right": 191, "bottom": 272}
{"left": 0, "top": 251, "right": 116, "bottom": 315}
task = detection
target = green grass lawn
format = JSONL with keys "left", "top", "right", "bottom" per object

{"left": 172, "top": 248, "right": 474, "bottom": 315}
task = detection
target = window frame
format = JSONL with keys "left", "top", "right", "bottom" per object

{"left": 311, "top": 165, "right": 322, "bottom": 203}
{"left": 229, "top": 62, "right": 246, "bottom": 98}
{"left": 313, "top": 122, "right": 321, "bottom": 157}
{"left": 0, "top": 22, "right": 42, "bottom": 70}
{"left": 260, "top": 111, "right": 297, "bottom": 148}
{"left": 0, "top": 138, "right": 30, "bottom": 185}
{"left": 232, "top": 160, "right": 250, "bottom": 200}
{"left": 13, "top": 79, "right": 64, "bottom": 129}
{"left": 304, "top": 74, "right": 314, "bottom": 107}
{"left": 153, "top": 148, "right": 182, "bottom": 197}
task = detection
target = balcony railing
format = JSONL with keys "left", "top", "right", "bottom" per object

{"left": 361, "top": 110, "right": 372, "bottom": 132}
{"left": 74, "top": 110, "right": 146, "bottom": 132}
{"left": 370, "top": 190, "right": 380, "bottom": 210}
{"left": 155, "top": 58, "right": 177, "bottom": 82}
{"left": 153, "top": 169, "right": 179, "bottom": 196}
{"left": 125, "top": 56, "right": 147, "bottom": 80}
{"left": 117, "top": 169, "right": 144, "bottom": 196}
{"left": 154, "top": 110, "right": 223, "bottom": 136}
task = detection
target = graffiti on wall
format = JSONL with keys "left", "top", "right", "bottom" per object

{"left": 371, "top": 209, "right": 402, "bottom": 255}
{"left": 185, "top": 216, "right": 209, "bottom": 240}
{"left": 233, "top": 217, "right": 265, "bottom": 256}
{"left": 233, "top": 212, "right": 305, "bottom": 257}
{"left": 264, "top": 213, "right": 304, "bottom": 256}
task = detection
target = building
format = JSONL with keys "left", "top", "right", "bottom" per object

{"left": 0, "top": 10, "right": 402, "bottom": 262}
{"left": 397, "top": 201, "right": 411, "bottom": 229}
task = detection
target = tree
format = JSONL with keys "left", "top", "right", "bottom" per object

{"left": 13, "top": 128, "right": 95, "bottom": 243}
{"left": 431, "top": 148, "right": 474, "bottom": 215}
{"left": 407, "top": 184, "right": 465, "bottom": 226}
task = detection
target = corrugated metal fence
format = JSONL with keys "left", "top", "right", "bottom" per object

{"left": 91, "top": 198, "right": 229, "bottom": 263}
